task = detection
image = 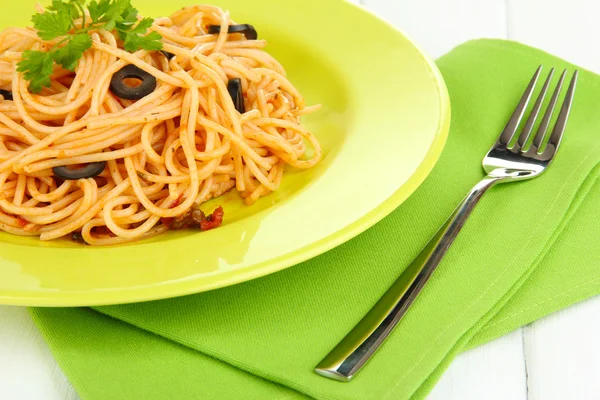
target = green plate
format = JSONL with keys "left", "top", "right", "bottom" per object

{"left": 0, "top": 0, "right": 450, "bottom": 306}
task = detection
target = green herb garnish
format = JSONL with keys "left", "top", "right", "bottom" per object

{"left": 17, "top": 0, "right": 163, "bottom": 93}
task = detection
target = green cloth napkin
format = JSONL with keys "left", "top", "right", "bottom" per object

{"left": 30, "top": 39, "right": 600, "bottom": 400}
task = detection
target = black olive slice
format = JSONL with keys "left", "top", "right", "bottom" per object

{"left": 53, "top": 162, "right": 106, "bottom": 180}
{"left": 227, "top": 78, "right": 245, "bottom": 114}
{"left": 160, "top": 50, "right": 175, "bottom": 60}
{"left": 71, "top": 231, "right": 88, "bottom": 245}
{"left": 110, "top": 65, "right": 157, "bottom": 100}
{"left": 0, "top": 90, "right": 13, "bottom": 101}
{"left": 207, "top": 24, "right": 258, "bottom": 40}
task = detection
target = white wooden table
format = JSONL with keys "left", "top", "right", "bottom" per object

{"left": 2, "top": 0, "right": 600, "bottom": 399}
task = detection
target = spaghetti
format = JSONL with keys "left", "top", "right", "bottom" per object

{"left": 0, "top": 4, "right": 322, "bottom": 245}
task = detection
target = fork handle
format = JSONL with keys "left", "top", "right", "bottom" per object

{"left": 315, "top": 176, "right": 502, "bottom": 382}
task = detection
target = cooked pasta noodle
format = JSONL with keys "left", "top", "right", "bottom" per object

{"left": 0, "top": 4, "right": 321, "bottom": 245}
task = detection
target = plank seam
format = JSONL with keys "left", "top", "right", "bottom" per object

{"left": 521, "top": 327, "right": 530, "bottom": 399}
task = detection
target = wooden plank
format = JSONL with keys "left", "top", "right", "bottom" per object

{"left": 362, "top": 0, "right": 508, "bottom": 58}
{"left": 429, "top": 329, "right": 527, "bottom": 400}
{"left": 507, "top": 0, "right": 600, "bottom": 73}
{"left": 0, "top": 306, "right": 79, "bottom": 400}
{"left": 524, "top": 297, "right": 600, "bottom": 400}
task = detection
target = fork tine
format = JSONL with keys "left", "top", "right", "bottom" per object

{"left": 546, "top": 70, "right": 578, "bottom": 152}
{"left": 517, "top": 68, "right": 555, "bottom": 149}
{"left": 532, "top": 70, "right": 567, "bottom": 149}
{"left": 498, "top": 65, "right": 543, "bottom": 146}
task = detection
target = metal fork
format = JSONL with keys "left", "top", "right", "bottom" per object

{"left": 315, "top": 66, "right": 578, "bottom": 382}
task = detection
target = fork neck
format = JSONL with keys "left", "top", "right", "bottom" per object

{"left": 470, "top": 176, "right": 503, "bottom": 201}
{"left": 451, "top": 176, "right": 503, "bottom": 226}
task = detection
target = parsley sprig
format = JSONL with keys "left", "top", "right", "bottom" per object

{"left": 17, "top": 0, "right": 163, "bottom": 93}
